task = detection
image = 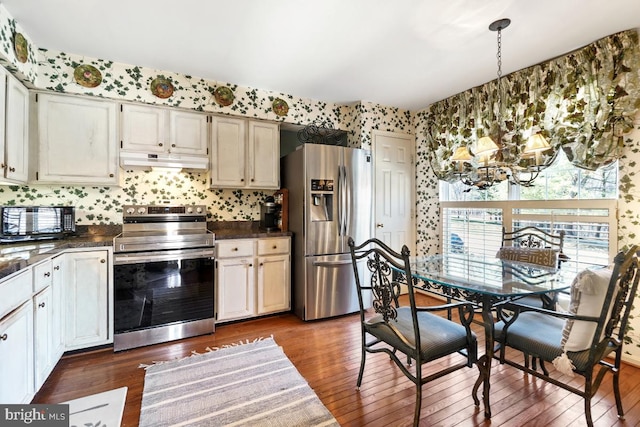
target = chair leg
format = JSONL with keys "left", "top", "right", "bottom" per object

{"left": 356, "top": 345, "right": 366, "bottom": 389}
{"left": 613, "top": 370, "right": 625, "bottom": 419}
{"left": 539, "top": 359, "right": 549, "bottom": 376}
{"left": 413, "top": 365, "right": 422, "bottom": 427}
{"left": 584, "top": 396, "right": 594, "bottom": 427}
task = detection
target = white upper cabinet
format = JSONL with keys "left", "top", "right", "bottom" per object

{"left": 210, "top": 116, "right": 246, "bottom": 188}
{"left": 1, "top": 70, "right": 29, "bottom": 184}
{"left": 121, "top": 104, "right": 208, "bottom": 156}
{"left": 248, "top": 121, "right": 280, "bottom": 189}
{"left": 210, "top": 117, "right": 279, "bottom": 189}
{"left": 31, "top": 92, "right": 118, "bottom": 185}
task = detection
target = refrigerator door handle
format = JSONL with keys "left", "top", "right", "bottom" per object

{"left": 343, "top": 165, "right": 351, "bottom": 237}
{"left": 312, "top": 259, "right": 353, "bottom": 267}
{"left": 337, "top": 165, "right": 344, "bottom": 236}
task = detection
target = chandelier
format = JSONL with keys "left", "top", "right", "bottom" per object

{"left": 452, "top": 18, "right": 552, "bottom": 190}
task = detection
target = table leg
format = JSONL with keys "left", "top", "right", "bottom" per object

{"left": 472, "top": 295, "right": 493, "bottom": 418}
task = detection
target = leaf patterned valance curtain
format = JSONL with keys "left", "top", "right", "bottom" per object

{"left": 424, "top": 29, "right": 640, "bottom": 182}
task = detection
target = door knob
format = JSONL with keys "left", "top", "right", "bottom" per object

{"left": 376, "top": 223, "right": 384, "bottom": 228}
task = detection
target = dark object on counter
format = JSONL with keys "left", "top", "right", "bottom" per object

{"left": 260, "top": 197, "right": 281, "bottom": 232}
{"left": 0, "top": 206, "right": 75, "bottom": 243}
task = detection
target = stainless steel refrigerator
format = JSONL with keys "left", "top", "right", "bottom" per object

{"left": 282, "top": 144, "right": 372, "bottom": 320}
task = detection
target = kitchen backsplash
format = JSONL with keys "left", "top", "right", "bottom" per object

{"left": 0, "top": 170, "right": 268, "bottom": 224}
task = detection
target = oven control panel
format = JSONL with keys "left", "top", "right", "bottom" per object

{"left": 123, "top": 205, "right": 206, "bottom": 217}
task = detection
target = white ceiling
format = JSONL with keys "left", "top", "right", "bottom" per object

{"left": 3, "top": 0, "right": 640, "bottom": 111}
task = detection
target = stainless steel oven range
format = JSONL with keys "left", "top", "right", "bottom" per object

{"left": 113, "top": 205, "right": 215, "bottom": 351}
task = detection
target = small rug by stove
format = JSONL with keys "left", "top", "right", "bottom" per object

{"left": 138, "top": 336, "right": 339, "bottom": 426}
{"left": 62, "top": 386, "right": 127, "bottom": 427}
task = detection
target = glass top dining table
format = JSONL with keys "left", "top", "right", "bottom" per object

{"left": 407, "top": 253, "right": 576, "bottom": 302}
{"left": 396, "top": 253, "right": 578, "bottom": 418}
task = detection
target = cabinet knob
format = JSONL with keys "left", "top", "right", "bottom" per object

{"left": 39, "top": 302, "right": 46, "bottom": 308}
{"left": 100, "top": 259, "right": 106, "bottom": 263}
{"left": 0, "top": 333, "right": 7, "bottom": 341}
{"left": 9, "top": 167, "right": 15, "bottom": 172}
{"left": 158, "top": 143, "right": 163, "bottom": 147}
{"left": 259, "top": 263, "right": 263, "bottom": 267}
{"left": 171, "top": 144, "right": 176, "bottom": 148}
{"left": 232, "top": 248, "right": 238, "bottom": 252}
{"left": 272, "top": 245, "right": 277, "bottom": 249}
{"left": 240, "top": 178, "right": 244, "bottom": 182}
{"left": 251, "top": 178, "right": 254, "bottom": 182}
{"left": 109, "top": 173, "right": 114, "bottom": 178}
{"left": 44, "top": 272, "right": 51, "bottom": 277}
{"left": 376, "top": 223, "right": 384, "bottom": 228}
{"left": 54, "top": 265, "right": 60, "bottom": 271}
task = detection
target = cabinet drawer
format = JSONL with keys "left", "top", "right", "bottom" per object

{"left": 216, "top": 240, "right": 255, "bottom": 258}
{"left": 0, "top": 270, "right": 32, "bottom": 319}
{"left": 32, "top": 260, "right": 53, "bottom": 293}
{"left": 258, "top": 237, "right": 290, "bottom": 255}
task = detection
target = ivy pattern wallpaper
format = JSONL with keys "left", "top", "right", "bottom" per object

{"left": 0, "top": 5, "right": 639, "bottom": 363}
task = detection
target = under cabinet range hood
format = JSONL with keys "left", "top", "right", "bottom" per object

{"left": 119, "top": 151, "right": 209, "bottom": 170}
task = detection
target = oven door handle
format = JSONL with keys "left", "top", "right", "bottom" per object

{"left": 114, "top": 248, "right": 215, "bottom": 265}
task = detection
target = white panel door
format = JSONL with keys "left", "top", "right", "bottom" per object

{"left": 373, "top": 130, "right": 416, "bottom": 254}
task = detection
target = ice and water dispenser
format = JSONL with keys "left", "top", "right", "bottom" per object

{"left": 310, "top": 179, "right": 333, "bottom": 222}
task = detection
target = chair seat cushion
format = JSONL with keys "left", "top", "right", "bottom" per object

{"left": 495, "top": 311, "right": 616, "bottom": 372}
{"left": 366, "top": 306, "right": 476, "bottom": 362}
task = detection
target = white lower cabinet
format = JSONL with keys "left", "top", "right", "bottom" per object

{"left": 0, "top": 299, "right": 34, "bottom": 404}
{"left": 64, "top": 249, "right": 112, "bottom": 350}
{"left": 0, "top": 246, "right": 113, "bottom": 403}
{"left": 217, "top": 256, "right": 256, "bottom": 321}
{"left": 216, "top": 237, "right": 290, "bottom": 322}
{"left": 33, "top": 286, "right": 53, "bottom": 389}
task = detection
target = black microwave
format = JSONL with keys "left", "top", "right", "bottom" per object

{"left": 0, "top": 206, "right": 76, "bottom": 243}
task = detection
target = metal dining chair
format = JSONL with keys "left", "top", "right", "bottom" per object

{"left": 348, "top": 237, "right": 478, "bottom": 427}
{"left": 495, "top": 245, "right": 640, "bottom": 427}
{"left": 498, "top": 226, "right": 568, "bottom": 310}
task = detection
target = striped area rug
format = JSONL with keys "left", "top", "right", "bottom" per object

{"left": 138, "top": 337, "right": 339, "bottom": 426}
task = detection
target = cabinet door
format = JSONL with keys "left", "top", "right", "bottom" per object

{"left": 65, "top": 250, "right": 110, "bottom": 350}
{"left": 210, "top": 117, "right": 246, "bottom": 188}
{"left": 34, "top": 286, "right": 53, "bottom": 389}
{"left": 0, "top": 300, "right": 34, "bottom": 404}
{"left": 169, "top": 110, "right": 208, "bottom": 155}
{"left": 248, "top": 121, "right": 279, "bottom": 189}
{"left": 4, "top": 73, "right": 29, "bottom": 183}
{"left": 216, "top": 257, "right": 255, "bottom": 321}
{"left": 257, "top": 254, "right": 290, "bottom": 315}
{"left": 120, "top": 104, "right": 165, "bottom": 153}
{"left": 51, "top": 256, "right": 65, "bottom": 360}
{"left": 0, "top": 67, "right": 6, "bottom": 181}
{"left": 36, "top": 94, "right": 118, "bottom": 184}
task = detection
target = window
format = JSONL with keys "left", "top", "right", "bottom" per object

{"left": 440, "top": 151, "right": 618, "bottom": 270}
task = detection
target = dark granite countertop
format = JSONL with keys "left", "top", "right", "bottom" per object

{"left": 0, "top": 221, "right": 292, "bottom": 280}
{"left": 0, "top": 234, "right": 116, "bottom": 280}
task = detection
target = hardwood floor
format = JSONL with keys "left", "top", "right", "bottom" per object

{"left": 34, "top": 294, "right": 640, "bottom": 426}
